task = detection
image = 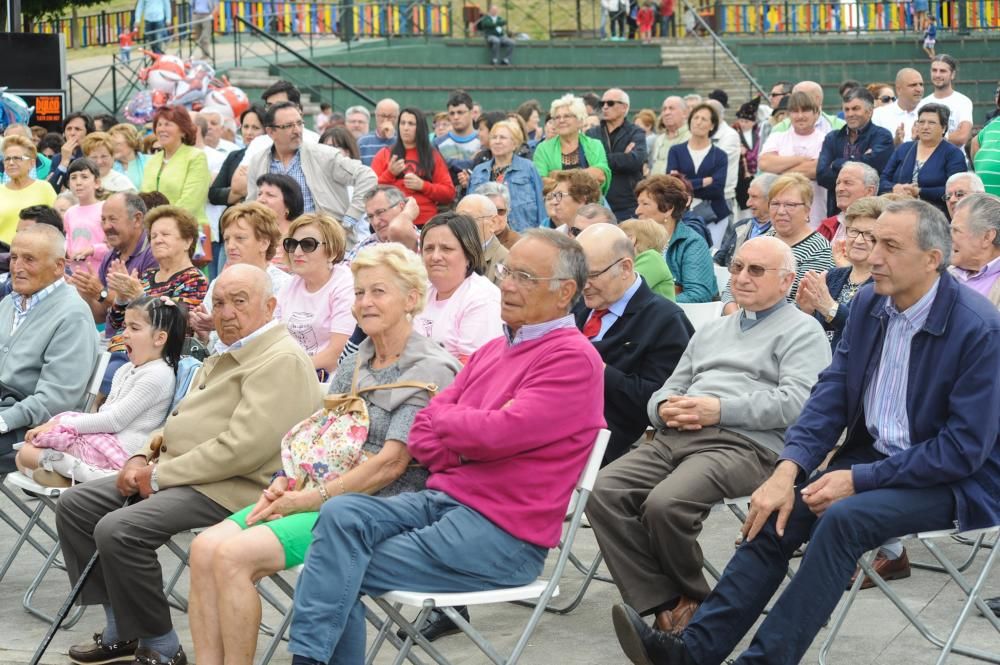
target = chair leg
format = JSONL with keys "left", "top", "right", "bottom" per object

{"left": 819, "top": 549, "right": 876, "bottom": 665}
{"left": 0, "top": 494, "right": 48, "bottom": 584}
{"left": 162, "top": 538, "right": 190, "bottom": 612}
{"left": 21, "top": 537, "right": 86, "bottom": 627}
{"left": 911, "top": 531, "right": 995, "bottom": 574}
{"left": 372, "top": 599, "right": 451, "bottom": 665}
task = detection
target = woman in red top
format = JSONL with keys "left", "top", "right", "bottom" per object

{"left": 371, "top": 107, "right": 456, "bottom": 225}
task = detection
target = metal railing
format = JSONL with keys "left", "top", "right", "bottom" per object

{"left": 679, "top": 0, "right": 769, "bottom": 100}
{"left": 232, "top": 15, "right": 377, "bottom": 108}
{"left": 712, "top": 0, "right": 999, "bottom": 34}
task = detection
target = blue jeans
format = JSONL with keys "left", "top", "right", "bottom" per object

{"left": 145, "top": 20, "right": 167, "bottom": 54}
{"left": 680, "top": 446, "right": 957, "bottom": 665}
{"left": 288, "top": 490, "right": 548, "bottom": 664}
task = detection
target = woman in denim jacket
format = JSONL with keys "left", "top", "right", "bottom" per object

{"left": 468, "top": 119, "right": 545, "bottom": 231}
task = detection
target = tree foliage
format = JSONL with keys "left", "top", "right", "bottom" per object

{"left": 22, "top": 0, "right": 113, "bottom": 20}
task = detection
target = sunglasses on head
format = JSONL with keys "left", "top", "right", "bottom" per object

{"left": 283, "top": 237, "right": 327, "bottom": 253}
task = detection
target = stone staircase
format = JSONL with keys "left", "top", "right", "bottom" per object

{"left": 659, "top": 40, "right": 765, "bottom": 111}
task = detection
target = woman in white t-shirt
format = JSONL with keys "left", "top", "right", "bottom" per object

{"left": 757, "top": 91, "right": 830, "bottom": 228}
{"left": 413, "top": 212, "right": 503, "bottom": 364}
{"left": 274, "top": 212, "right": 356, "bottom": 377}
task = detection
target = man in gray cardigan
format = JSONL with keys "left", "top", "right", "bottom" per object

{"left": 0, "top": 224, "right": 98, "bottom": 473}
{"left": 246, "top": 101, "right": 377, "bottom": 251}
{"left": 587, "top": 236, "right": 831, "bottom": 636}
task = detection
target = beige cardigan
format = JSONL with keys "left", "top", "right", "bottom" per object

{"left": 142, "top": 324, "right": 319, "bottom": 512}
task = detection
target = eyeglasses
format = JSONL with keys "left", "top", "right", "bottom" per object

{"left": 368, "top": 202, "right": 403, "bottom": 218}
{"left": 768, "top": 201, "right": 806, "bottom": 211}
{"left": 2, "top": 155, "right": 31, "bottom": 164}
{"left": 496, "top": 263, "right": 571, "bottom": 286}
{"left": 601, "top": 100, "right": 624, "bottom": 107}
{"left": 270, "top": 120, "right": 304, "bottom": 131}
{"left": 879, "top": 95, "right": 897, "bottom": 104}
{"left": 552, "top": 114, "right": 576, "bottom": 123}
{"left": 375, "top": 113, "right": 398, "bottom": 121}
{"left": 943, "top": 190, "right": 968, "bottom": 202}
{"left": 846, "top": 228, "right": 876, "bottom": 243}
{"left": 587, "top": 257, "right": 625, "bottom": 280}
{"left": 770, "top": 91, "right": 788, "bottom": 98}
{"left": 728, "top": 260, "right": 787, "bottom": 278}
{"left": 545, "top": 191, "right": 566, "bottom": 204}
{"left": 914, "top": 119, "right": 941, "bottom": 126}
{"left": 282, "top": 237, "right": 327, "bottom": 253}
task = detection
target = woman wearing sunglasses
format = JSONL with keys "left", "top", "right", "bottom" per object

{"left": 274, "top": 213, "right": 356, "bottom": 378}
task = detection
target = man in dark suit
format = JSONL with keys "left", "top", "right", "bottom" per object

{"left": 611, "top": 200, "right": 1000, "bottom": 665}
{"left": 574, "top": 223, "right": 693, "bottom": 464}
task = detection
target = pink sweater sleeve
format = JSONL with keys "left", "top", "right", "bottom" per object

{"left": 408, "top": 366, "right": 465, "bottom": 472}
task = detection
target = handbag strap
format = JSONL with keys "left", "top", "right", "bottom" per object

{"left": 356, "top": 381, "right": 439, "bottom": 397}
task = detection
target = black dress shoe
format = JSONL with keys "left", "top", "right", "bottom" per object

{"left": 397, "top": 606, "right": 470, "bottom": 642}
{"left": 133, "top": 644, "right": 187, "bottom": 665}
{"left": 986, "top": 596, "right": 1000, "bottom": 618}
{"left": 612, "top": 604, "right": 697, "bottom": 665}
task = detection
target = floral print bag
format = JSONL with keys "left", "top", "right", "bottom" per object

{"left": 280, "top": 360, "right": 437, "bottom": 491}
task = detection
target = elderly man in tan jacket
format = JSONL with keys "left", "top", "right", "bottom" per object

{"left": 56, "top": 264, "right": 318, "bottom": 665}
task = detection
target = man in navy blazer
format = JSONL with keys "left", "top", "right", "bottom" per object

{"left": 612, "top": 198, "right": 1000, "bottom": 665}
{"left": 574, "top": 224, "right": 693, "bottom": 463}
{"left": 817, "top": 88, "right": 895, "bottom": 216}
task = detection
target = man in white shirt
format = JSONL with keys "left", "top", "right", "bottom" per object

{"left": 916, "top": 54, "right": 974, "bottom": 148}
{"left": 872, "top": 68, "right": 925, "bottom": 145}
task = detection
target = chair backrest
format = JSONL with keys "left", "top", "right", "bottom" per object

{"left": 169, "top": 356, "right": 204, "bottom": 413}
{"left": 678, "top": 301, "right": 724, "bottom": 331}
{"left": 565, "top": 429, "right": 611, "bottom": 518}
{"left": 714, "top": 264, "right": 730, "bottom": 295}
{"left": 83, "top": 351, "right": 111, "bottom": 412}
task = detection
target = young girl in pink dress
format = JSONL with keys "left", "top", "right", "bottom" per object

{"left": 62, "top": 158, "right": 109, "bottom": 275}
{"left": 14, "top": 296, "right": 186, "bottom": 486}
{"left": 637, "top": 1, "right": 656, "bottom": 42}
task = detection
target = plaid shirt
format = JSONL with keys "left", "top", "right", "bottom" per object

{"left": 12, "top": 278, "right": 64, "bottom": 334}
{"left": 269, "top": 149, "right": 315, "bottom": 213}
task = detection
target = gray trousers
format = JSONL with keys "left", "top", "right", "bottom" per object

{"left": 55, "top": 476, "right": 230, "bottom": 639}
{"left": 486, "top": 34, "right": 514, "bottom": 61}
{"left": 191, "top": 12, "right": 213, "bottom": 58}
{"left": 587, "top": 426, "right": 777, "bottom": 614}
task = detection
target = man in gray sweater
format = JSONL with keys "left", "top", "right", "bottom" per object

{"left": 0, "top": 224, "right": 98, "bottom": 473}
{"left": 587, "top": 236, "right": 831, "bottom": 636}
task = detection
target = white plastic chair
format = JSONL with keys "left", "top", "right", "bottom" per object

{"left": 366, "top": 429, "right": 611, "bottom": 665}
{"left": 820, "top": 526, "right": 1000, "bottom": 665}
{"left": 677, "top": 302, "right": 724, "bottom": 331}
{"left": 713, "top": 264, "right": 730, "bottom": 295}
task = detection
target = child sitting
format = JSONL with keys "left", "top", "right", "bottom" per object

{"left": 15, "top": 296, "right": 186, "bottom": 486}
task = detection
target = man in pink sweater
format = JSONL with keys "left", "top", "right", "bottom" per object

{"left": 286, "top": 229, "right": 607, "bottom": 665}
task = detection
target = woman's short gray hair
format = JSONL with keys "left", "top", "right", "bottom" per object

{"left": 350, "top": 242, "right": 429, "bottom": 315}
{"left": 749, "top": 172, "right": 778, "bottom": 197}
{"left": 474, "top": 181, "right": 511, "bottom": 209}
{"left": 883, "top": 199, "right": 951, "bottom": 273}
{"left": 522, "top": 228, "right": 588, "bottom": 307}
{"left": 550, "top": 94, "right": 588, "bottom": 123}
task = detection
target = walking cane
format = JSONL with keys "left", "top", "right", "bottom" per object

{"left": 30, "top": 438, "right": 163, "bottom": 665}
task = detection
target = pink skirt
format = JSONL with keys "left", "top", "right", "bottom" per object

{"left": 32, "top": 420, "right": 129, "bottom": 471}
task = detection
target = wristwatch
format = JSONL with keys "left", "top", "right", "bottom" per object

{"left": 824, "top": 303, "right": 839, "bottom": 323}
{"left": 98, "top": 289, "right": 108, "bottom": 303}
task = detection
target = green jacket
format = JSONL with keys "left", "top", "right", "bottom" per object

{"left": 532, "top": 133, "right": 612, "bottom": 195}
{"left": 634, "top": 249, "right": 676, "bottom": 301}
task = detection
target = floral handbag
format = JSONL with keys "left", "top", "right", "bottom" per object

{"left": 280, "top": 360, "right": 437, "bottom": 491}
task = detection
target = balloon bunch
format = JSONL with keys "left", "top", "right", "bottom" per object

{"left": 126, "top": 52, "right": 250, "bottom": 124}
{"left": 0, "top": 88, "right": 34, "bottom": 131}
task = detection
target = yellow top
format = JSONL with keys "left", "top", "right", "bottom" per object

{"left": 0, "top": 180, "right": 58, "bottom": 244}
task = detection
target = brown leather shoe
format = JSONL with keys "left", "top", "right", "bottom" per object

{"left": 849, "top": 549, "right": 911, "bottom": 590}
{"left": 654, "top": 595, "right": 700, "bottom": 634}
{"left": 68, "top": 632, "right": 137, "bottom": 664}
{"left": 134, "top": 645, "right": 187, "bottom": 665}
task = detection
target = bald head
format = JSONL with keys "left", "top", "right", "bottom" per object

{"left": 894, "top": 68, "right": 925, "bottom": 109}
{"left": 577, "top": 223, "right": 637, "bottom": 310}
{"left": 457, "top": 194, "right": 500, "bottom": 241}
{"left": 731, "top": 236, "right": 796, "bottom": 311}
{"left": 211, "top": 263, "right": 276, "bottom": 345}
{"left": 10, "top": 224, "right": 66, "bottom": 297}
{"left": 792, "top": 81, "right": 824, "bottom": 110}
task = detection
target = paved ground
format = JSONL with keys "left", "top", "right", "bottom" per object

{"left": 1, "top": 487, "right": 998, "bottom": 664}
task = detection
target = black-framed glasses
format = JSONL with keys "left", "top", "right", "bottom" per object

{"left": 283, "top": 237, "right": 327, "bottom": 253}
{"left": 496, "top": 262, "right": 571, "bottom": 286}
{"left": 601, "top": 100, "right": 624, "bottom": 107}
{"left": 846, "top": 228, "right": 876, "bottom": 243}
{"left": 270, "top": 120, "right": 304, "bottom": 131}
{"left": 879, "top": 95, "right": 897, "bottom": 104}
{"left": 728, "top": 260, "right": 787, "bottom": 278}
{"left": 586, "top": 257, "right": 625, "bottom": 281}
